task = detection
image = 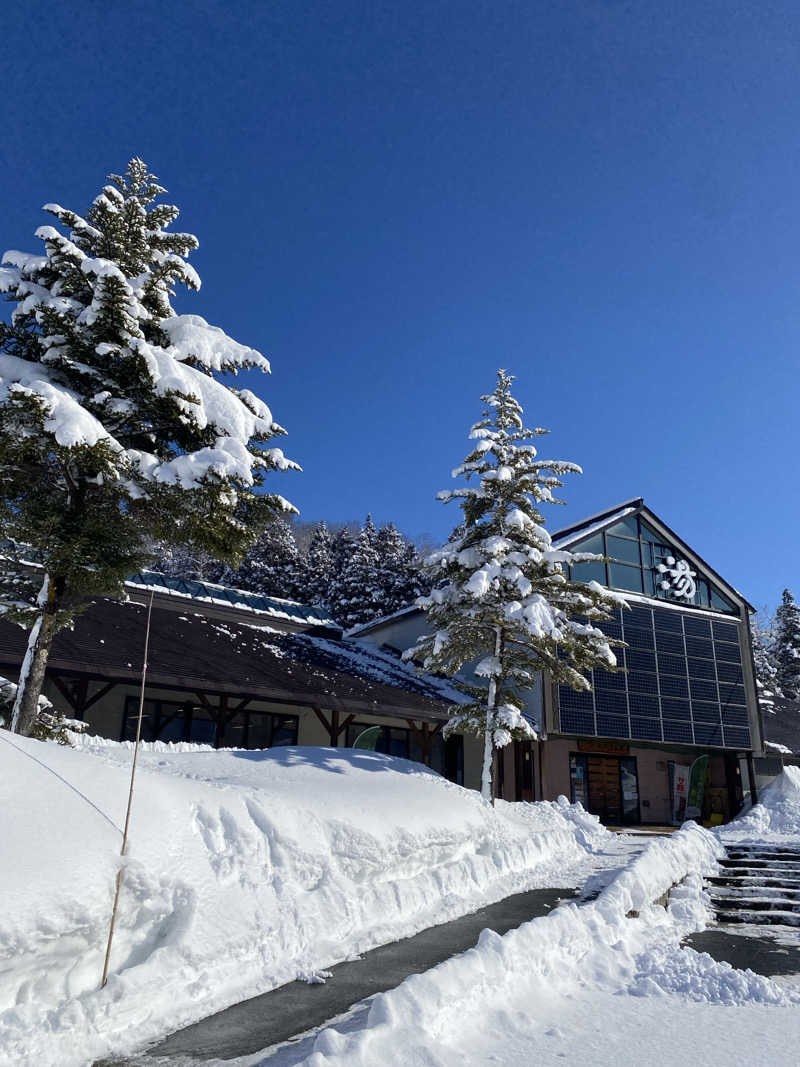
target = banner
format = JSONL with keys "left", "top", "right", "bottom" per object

{"left": 685, "top": 755, "right": 709, "bottom": 821}
{"left": 672, "top": 763, "right": 690, "bottom": 824}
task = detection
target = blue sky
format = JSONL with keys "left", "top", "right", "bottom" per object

{"left": 1, "top": 2, "right": 797, "bottom": 610}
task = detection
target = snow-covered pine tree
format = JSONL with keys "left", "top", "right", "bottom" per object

{"left": 228, "top": 518, "right": 306, "bottom": 600}
{"left": 375, "top": 523, "right": 425, "bottom": 616}
{"left": 150, "top": 541, "right": 224, "bottom": 582}
{"left": 751, "top": 610, "right": 779, "bottom": 713}
{"left": 363, "top": 513, "right": 377, "bottom": 546}
{"left": 305, "top": 521, "right": 334, "bottom": 607}
{"left": 329, "top": 518, "right": 384, "bottom": 630}
{"left": 0, "top": 159, "right": 297, "bottom": 735}
{"left": 774, "top": 589, "right": 800, "bottom": 700}
{"left": 404, "top": 370, "right": 622, "bottom": 801}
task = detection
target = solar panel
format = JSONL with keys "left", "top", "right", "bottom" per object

{"left": 557, "top": 605, "right": 752, "bottom": 749}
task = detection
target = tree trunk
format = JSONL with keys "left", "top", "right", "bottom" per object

{"left": 11, "top": 575, "right": 59, "bottom": 736}
{"left": 481, "top": 625, "right": 503, "bottom": 804}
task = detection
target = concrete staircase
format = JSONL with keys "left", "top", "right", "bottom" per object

{"left": 705, "top": 845, "right": 800, "bottom": 929}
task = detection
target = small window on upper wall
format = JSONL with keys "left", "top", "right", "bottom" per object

{"left": 608, "top": 562, "right": 644, "bottom": 593}
{"left": 710, "top": 588, "right": 736, "bottom": 614}
{"left": 638, "top": 521, "right": 663, "bottom": 544}
{"left": 571, "top": 533, "right": 604, "bottom": 555}
{"left": 570, "top": 560, "right": 607, "bottom": 584}
{"left": 693, "top": 578, "right": 711, "bottom": 608}
{"left": 605, "top": 535, "right": 641, "bottom": 565}
{"left": 605, "top": 515, "right": 639, "bottom": 538}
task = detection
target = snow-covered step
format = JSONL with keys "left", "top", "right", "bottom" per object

{"left": 719, "top": 910, "right": 800, "bottom": 928}
{"left": 718, "top": 859, "right": 800, "bottom": 874}
{"left": 707, "top": 875, "right": 800, "bottom": 889}
{"left": 704, "top": 845, "right": 800, "bottom": 930}
{"left": 709, "top": 885, "right": 800, "bottom": 902}
{"left": 726, "top": 850, "right": 800, "bottom": 863}
{"left": 710, "top": 896, "right": 800, "bottom": 914}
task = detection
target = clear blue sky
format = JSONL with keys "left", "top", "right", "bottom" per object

{"left": 1, "top": 2, "right": 797, "bottom": 610}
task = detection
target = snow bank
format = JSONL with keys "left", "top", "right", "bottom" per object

{"left": 0, "top": 732, "right": 608, "bottom": 1067}
{"left": 303, "top": 825, "right": 800, "bottom": 1067}
{"left": 720, "top": 766, "right": 800, "bottom": 843}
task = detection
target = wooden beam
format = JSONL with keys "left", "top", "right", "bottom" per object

{"left": 336, "top": 713, "right": 355, "bottom": 738}
{"left": 51, "top": 675, "right": 81, "bottom": 713}
{"left": 82, "top": 681, "right": 117, "bottom": 714}
{"left": 406, "top": 719, "right": 434, "bottom": 766}
{"left": 214, "top": 694, "right": 229, "bottom": 749}
{"left": 312, "top": 706, "right": 332, "bottom": 736}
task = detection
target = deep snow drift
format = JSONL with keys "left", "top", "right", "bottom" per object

{"left": 719, "top": 764, "right": 800, "bottom": 843}
{"left": 0, "top": 731, "right": 611, "bottom": 1067}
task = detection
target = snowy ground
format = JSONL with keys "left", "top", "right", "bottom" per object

{"left": 232, "top": 770, "right": 800, "bottom": 1067}
{"left": 0, "top": 730, "right": 626, "bottom": 1067}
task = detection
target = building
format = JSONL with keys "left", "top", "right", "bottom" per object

{"left": 754, "top": 697, "right": 800, "bottom": 792}
{"left": 352, "top": 499, "right": 764, "bottom": 825}
{"left": 0, "top": 571, "right": 466, "bottom": 782}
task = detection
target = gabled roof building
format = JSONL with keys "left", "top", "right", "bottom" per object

{"left": 354, "top": 499, "right": 764, "bottom": 826}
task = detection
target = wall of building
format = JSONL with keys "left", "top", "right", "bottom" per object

{"left": 541, "top": 737, "right": 731, "bottom": 825}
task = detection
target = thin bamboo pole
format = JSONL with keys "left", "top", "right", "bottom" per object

{"left": 100, "top": 589, "right": 155, "bottom": 989}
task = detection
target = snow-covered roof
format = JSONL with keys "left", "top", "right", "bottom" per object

{"left": 0, "top": 598, "right": 463, "bottom": 720}
{"left": 346, "top": 604, "right": 422, "bottom": 637}
{"left": 126, "top": 570, "right": 337, "bottom": 630}
{"left": 550, "top": 499, "right": 643, "bottom": 548}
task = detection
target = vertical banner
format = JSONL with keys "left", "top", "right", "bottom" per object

{"left": 685, "top": 755, "right": 709, "bottom": 821}
{"left": 672, "top": 763, "right": 690, "bottom": 824}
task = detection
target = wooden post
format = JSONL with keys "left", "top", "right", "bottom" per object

{"left": 214, "top": 694, "right": 229, "bottom": 748}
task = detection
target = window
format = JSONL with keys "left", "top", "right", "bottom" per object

{"left": 567, "top": 514, "right": 738, "bottom": 614}
{"left": 344, "top": 721, "right": 464, "bottom": 784}
{"left": 121, "top": 696, "right": 298, "bottom": 749}
{"left": 606, "top": 536, "right": 641, "bottom": 565}
{"left": 571, "top": 560, "right": 606, "bottom": 584}
{"left": 608, "top": 562, "right": 643, "bottom": 593}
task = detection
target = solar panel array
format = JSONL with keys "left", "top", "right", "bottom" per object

{"left": 558, "top": 604, "right": 752, "bottom": 749}
{"left": 127, "top": 570, "right": 335, "bottom": 626}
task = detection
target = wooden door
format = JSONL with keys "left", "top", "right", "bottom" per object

{"left": 587, "top": 756, "right": 623, "bottom": 823}
{"left": 515, "top": 741, "right": 534, "bottom": 802}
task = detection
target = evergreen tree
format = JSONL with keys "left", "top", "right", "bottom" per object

{"left": 151, "top": 541, "right": 223, "bottom": 582}
{"left": 0, "top": 159, "right": 297, "bottom": 734}
{"left": 228, "top": 518, "right": 305, "bottom": 600}
{"left": 363, "top": 512, "right": 377, "bottom": 546}
{"left": 404, "top": 370, "right": 622, "bottom": 801}
{"left": 775, "top": 589, "right": 800, "bottom": 700}
{"left": 751, "top": 610, "right": 779, "bottom": 713}
{"left": 375, "top": 522, "right": 425, "bottom": 615}
{"left": 305, "top": 521, "right": 334, "bottom": 607}
{"left": 329, "top": 519, "right": 384, "bottom": 629}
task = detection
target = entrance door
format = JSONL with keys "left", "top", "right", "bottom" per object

{"left": 514, "top": 741, "right": 535, "bottom": 802}
{"left": 570, "top": 754, "right": 640, "bottom": 825}
{"left": 588, "top": 755, "right": 623, "bottom": 823}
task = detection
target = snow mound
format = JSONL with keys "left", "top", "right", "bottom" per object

{"left": 720, "top": 766, "right": 800, "bottom": 842}
{"left": 0, "top": 731, "right": 608, "bottom": 1066}
{"left": 303, "top": 825, "right": 800, "bottom": 1067}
